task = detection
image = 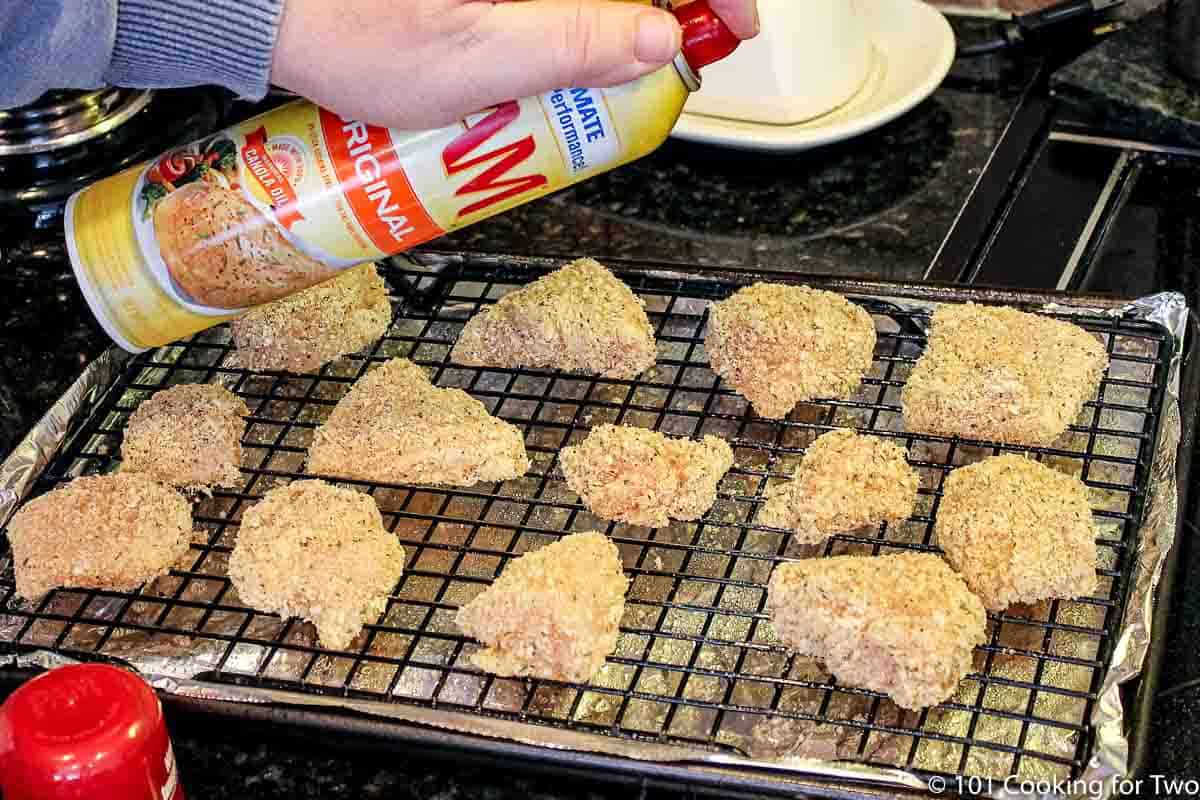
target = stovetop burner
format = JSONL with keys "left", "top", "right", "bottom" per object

{"left": 0, "top": 88, "right": 226, "bottom": 235}
{"left": 0, "top": 89, "right": 153, "bottom": 156}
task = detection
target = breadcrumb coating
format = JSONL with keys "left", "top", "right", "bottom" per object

{"left": 121, "top": 383, "right": 248, "bottom": 491}
{"left": 455, "top": 532, "right": 628, "bottom": 682}
{"left": 227, "top": 481, "right": 404, "bottom": 650}
{"left": 559, "top": 425, "right": 734, "bottom": 528}
{"left": 230, "top": 263, "right": 392, "bottom": 374}
{"left": 451, "top": 258, "right": 657, "bottom": 379}
{"left": 6, "top": 474, "right": 193, "bottom": 602}
{"left": 902, "top": 303, "right": 1108, "bottom": 445}
{"left": 757, "top": 429, "right": 919, "bottom": 543}
{"left": 936, "top": 454, "right": 1098, "bottom": 612}
{"left": 307, "top": 358, "right": 529, "bottom": 486}
{"left": 768, "top": 553, "right": 987, "bottom": 710}
{"left": 706, "top": 283, "right": 877, "bottom": 419}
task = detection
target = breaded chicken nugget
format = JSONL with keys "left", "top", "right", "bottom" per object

{"left": 706, "top": 283, "right": 876, "bottom": 419}
{"left": 121, "top": 383, "right": 248, "bottom": 491}
{"left": 936, "top": 454, "right": 1097, "bottom": 611}
{"left": 307, "top": 358, "right": 529, "bottom": 486}
{"left": 5, "top": 474, "right": 192, "bottom": 602}
{"left": 902, "top": 304, "right": 1108, "bottom": 446}
{"left": 758, "top": 429, "right": 918, "bottom": 543}
{"left": 768, "top": 553, "right": 986, "bottom": 710}
{"left": 451, "top": 258, "right": 657, "bottom": 379}
{"left": 559, "top": 425, "right": 734, "bottom": 528}
{"left": 230, "top": 263, "right": 392, "bottom": 374}
{"left": 455, "top": 531, "right": 627, "bottom": 682}
{"left": 227, "top": 481, "right": 404, "bottom": 650}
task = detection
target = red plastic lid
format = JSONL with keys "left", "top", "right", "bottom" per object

{"left": 0, "top": 664, "right": 176, "bottom": 800}
{"left": 673, "top": 0, "right": 741, "bottom": 72}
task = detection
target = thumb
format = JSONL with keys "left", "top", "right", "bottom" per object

{"left": 472, "top": 0, "right": 683, "bottom": 95}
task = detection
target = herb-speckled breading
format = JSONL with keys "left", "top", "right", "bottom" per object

{"left": 559, "top": 425, "right": 733, "bottom": 528}
{"left": 902, "top": 303, "right": 1108, "bottom": 446}
{"left": 228, "top": 481, "right": 404, "bottom": 650}
{"left": 307, "top": 358, "right": 529, "bottom": 486}
{"left": 230, "top": 263, "right": 392, "bottom": 374}
{"left": 935, "top": 454, "right": 1098, "bottom": 612}
{"left": 706, "top": 283, "right": 876, "bottom": 419}
{"left": 451, "top": 258, "right": 657, "bottom": 379}
{"left": 6, "top": 474, "right": 193, "bottom": 602}
{"left": 768, "top": 553, "right": 987, "bottom": 710}
{"left": 757, "top": 429, "right": 918, "bottom": 543}
{"left": 121, "top": 383, "right": 248, "bottom": 491}
{"left": 456, "top": 532, "right": 627, "bottom": 683}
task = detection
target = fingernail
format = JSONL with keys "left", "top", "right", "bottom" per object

{"left": 635, "top": 11, "right": 682, "bottom": 64}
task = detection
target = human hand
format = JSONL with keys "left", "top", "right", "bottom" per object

{"left": 271, "top": 0, "right": 758, "bottom": 130}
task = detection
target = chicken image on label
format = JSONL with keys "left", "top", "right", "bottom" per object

{"left": 64, "top": 2, "right": 740, "bottom": 352}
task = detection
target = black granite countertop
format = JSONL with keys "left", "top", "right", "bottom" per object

{"left": 1053, "top": 8, "right": 1200, "bottom": 150}
{"left": 5, "top": 17, "right": 1200, "bottom": 797}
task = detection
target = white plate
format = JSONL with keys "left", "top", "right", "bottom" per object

{"left": 671, "top": 0, "right": 956, "bottom": 152}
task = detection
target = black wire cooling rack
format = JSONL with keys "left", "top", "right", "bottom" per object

{"left": 0, "top": 255, "right": 1175, "bottom": 793}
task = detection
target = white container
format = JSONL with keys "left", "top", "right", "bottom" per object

{"left": 684, "top": 0, "right": 873, "bottom": 124}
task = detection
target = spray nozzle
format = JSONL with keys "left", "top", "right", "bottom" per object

{"left": 672, "top": 1, "right": 741, "bottom": 71}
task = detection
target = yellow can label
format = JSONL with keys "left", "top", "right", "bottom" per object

{"left": 66, "top": 67, "right": 687, "bottom": 351}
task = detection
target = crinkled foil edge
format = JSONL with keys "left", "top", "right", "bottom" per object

{"left": 0, "top": 293, "right": 1187, "bottom": 800}
{"left": 0, "top": 349, "right": 125, "bottom": 528}
{"left": 1047, "top": 293, "right": 1187, "bottom": 800}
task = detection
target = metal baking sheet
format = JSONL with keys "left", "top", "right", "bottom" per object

{"left": 0, "top": 256, "right": 1187, "bottom": 799}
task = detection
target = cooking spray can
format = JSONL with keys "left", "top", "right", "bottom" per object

{"left": 64, "top": 1, "right": 739, "bottom": 352}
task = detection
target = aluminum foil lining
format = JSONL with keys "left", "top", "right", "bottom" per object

{"left": 0, "top": 290, "right": 1187, "bottom": 800}
{"left": 0, "top": 351, "right": 125, "bottom": 528}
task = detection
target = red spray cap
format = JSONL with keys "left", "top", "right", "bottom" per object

{"left": 672, "top": 1, "right": 741, "bottom": 71}
{"left": 0, "top": 664, "right": 184, "bottom": 800}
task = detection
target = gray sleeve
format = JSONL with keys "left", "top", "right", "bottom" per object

{"left": 0, "top": 2, "right": 118, "bottom": 107}
{"left": 0, "top": 0, "right": 286, "bottom": 109}
{"left": 105, "top": 0, "right": 286, "bottom": 101}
